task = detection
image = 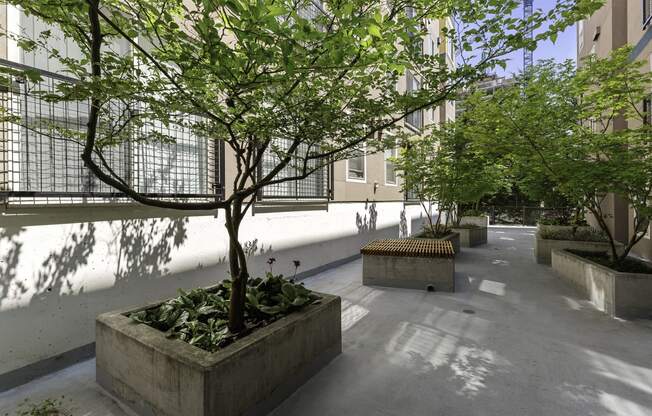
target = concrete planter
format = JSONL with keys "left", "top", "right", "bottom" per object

{"left": 413, "top": 231, "right": 460, "bottom": 255}
{"left": 451, "top": 227, "right": 487, "bottom": 247}
{"left": 534, "top": 236, "right": 621, "bottom": 265}
{"left": 96, "top": 292, "right": 341, "bottom": 416}
{"left": 460, "top": 215, "right": 490, "bottom": 228}
{"left": 551, "top": 249, "right": 652, "bottom": 319}
{"left": 362, "top": 254, "right": 455, "bottom": 292}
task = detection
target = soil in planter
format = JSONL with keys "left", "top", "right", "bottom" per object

{"left": 567, "top": 249, "right": 652, "bottom": 274}
{"left": 128, "top": 274, "right": 321, "bottom": 352}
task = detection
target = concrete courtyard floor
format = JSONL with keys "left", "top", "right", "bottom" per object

{"left": 2, "top": 227, "right": 652, "bottom": 415}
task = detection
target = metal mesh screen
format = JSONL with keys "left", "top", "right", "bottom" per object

{"left": 258, "top": 138, "right": 330, "bottom": 200}
{"left": 0, "top": 60, "right": 224, "bottom": 205}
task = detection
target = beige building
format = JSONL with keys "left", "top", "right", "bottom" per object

{"left": 577, "top": 0, "right": 652, "bottom": 261}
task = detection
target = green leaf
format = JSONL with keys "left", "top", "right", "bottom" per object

{"left": 368, "top": 24, "right": 382, "bottom": 39}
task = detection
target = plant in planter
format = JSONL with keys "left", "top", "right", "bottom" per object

{"left": 130, "top": 273, "right": 320, "bottom": 352}
{"left": 0, "top": 0, "right": 593, "bottom": 335}
{"left": 1, "top": 0, "right": 600, "bottom": 412}
{"left": 395, "top": 120, "right": 506, "bottom": 248}
{"left": 470, "top": 49, "right": 652, "bottom": 269}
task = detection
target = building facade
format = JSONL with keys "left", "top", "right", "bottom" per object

{"left": 0, "top": 4, "right": 455, "bottom": 386}
{"left": 577, "top": 0, "right": 652, "bottom": 261}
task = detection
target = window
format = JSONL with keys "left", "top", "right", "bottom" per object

{"left": 405, "top": 70, "right": 423, "bottom": 130}
{"left": 644, "top": 97, "right": 652, "bottom": 125}
{"left": 0, "top": 61, "right": 223, "bottom": 204}
{"left": 347, "top": 145, "right": 366, "bottom": 182}
{"left": 258, "top": 138, "right": 330, "bottom": 200}
{"left": 384, "top": 147, "right": 398, "bottom": 185}
{"left": 578, "top": 20, "right": 584, "bottom": 51}
{"left": 645, "top": 0, "right": 652, "bottom": 27}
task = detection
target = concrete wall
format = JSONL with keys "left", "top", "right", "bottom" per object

{"left": 551, "top": 249, "right": 652, "bottom": 319}
{"left": 0, "top": 201, "right": 426, "bottom": 378}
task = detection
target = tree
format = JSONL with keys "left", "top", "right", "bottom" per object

{"left": 395, "top": 120, "right": 507, "bottom": 234}
{"left": 469, "top": 47, "right": 652, "bottom": 264}
{"left": 0, "top": 0, "right": 601, "bottom": 331}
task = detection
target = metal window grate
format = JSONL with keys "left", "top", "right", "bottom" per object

{"left": 258, "top": 138, "right": 330, "bottom": 200}
{"left": 0, "top": 60, "right": 224, "bottom": 205}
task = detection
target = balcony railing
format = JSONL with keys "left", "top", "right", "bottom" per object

{"left": 257, "top": 139, "right": 331, "bottom": 201}
{"left": 0, "top": 59, "right": 224, "bottom": 205}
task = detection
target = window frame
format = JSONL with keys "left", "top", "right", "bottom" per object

{"left": 405, "top": 70, "right": 423, "bottom": 131}
{"left": 346, "top": 144, "right": 367, "bottom": 183}
{"left": 384, "top": 146, "right": 399, "bottom": 186}
{"left": 645, "top": 0, "right": 652, "bottom": 28}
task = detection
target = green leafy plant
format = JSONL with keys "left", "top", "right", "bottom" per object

{"left": 538, "top": 227, "right": 608, "bottom": 243}
{"left": 130, "top": 274, "right": 320, "bottom": 352}
{"left": 9, "top": 397, "right": 72, "bottom": 416}
{"left": 395, "top": 121, "right": 508, "bottom": 234}
{"left": 469, "top": 48, "right": 652, "bottom": 265}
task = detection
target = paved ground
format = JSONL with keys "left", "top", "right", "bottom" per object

{"left": 2, "top": 227, "right": 652, "bottom": 415}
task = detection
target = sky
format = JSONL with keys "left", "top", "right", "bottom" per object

{"left": 494, "top": 0, "right": 577, "bottom": 77}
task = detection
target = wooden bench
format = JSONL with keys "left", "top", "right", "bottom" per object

{"left": 361, "top": 239, "right": 456, "bottom": 292}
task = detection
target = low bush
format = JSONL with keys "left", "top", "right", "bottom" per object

{"left": 460, "top": 209, "right": 484, "bottom": 217}
{"left": 418, "top": 226, "right": 455, "bottom": 239}
{"left": 538, "top": 227, "right": 608, "bottom": 242}
{"left": 130, "top": 274, "right": 320, "bottom": 352}
{"left": 8, "top": 397, "right": 72, "bottom": 416}
{"left": 452, "top": 223, "right": 480, "bottom": 229}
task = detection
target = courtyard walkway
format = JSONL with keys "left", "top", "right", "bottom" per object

{"left": 2, "top": 227, "right": 652, "bottom": 415}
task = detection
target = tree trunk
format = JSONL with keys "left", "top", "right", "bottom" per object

{"left": 224, "top": 200, "right": 249, "bottom": 333}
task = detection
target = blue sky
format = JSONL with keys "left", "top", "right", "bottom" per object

{"left": 495, "top": 1, "right": 577, "bottom": 76}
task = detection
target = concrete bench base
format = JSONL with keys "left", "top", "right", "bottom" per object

{"left": 362, "top": 254, "right": 455, "bottom": 292}
{"left": 551, "top": 249, "right": 652, "bottom": 319}
{"left": 452, "top": 227, "right": 487, "bottom": 247}
{"left": 96, "top": 292, "right": 341, "bottom": 416}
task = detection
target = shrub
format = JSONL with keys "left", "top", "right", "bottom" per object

{"left": 130, "top": 274, "right": 320, "bottom": 352}
{"left": 538, "top": 227, "right": 608, "bottom": 242}
{"left": 461, "top": 209, "right": 484, "bottom": 217}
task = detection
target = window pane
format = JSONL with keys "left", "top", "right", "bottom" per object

{"left": 348, "top": 154, "right": 365, "bottom": 180}
{"left": 385, "top": 148, "right": 396, "bottom": 184}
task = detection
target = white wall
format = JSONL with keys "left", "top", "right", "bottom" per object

{"left": 0, "top": 201, "right": 426, "bottom": 375}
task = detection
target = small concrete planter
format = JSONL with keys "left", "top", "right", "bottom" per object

{"left": 451, "top": 226, "right": 487, "bottom": 247}
{"left": 534, "top": 236, "right": 621, "bottom": 265}
{"left": 413, "top": 231, "right": 460, "bottom": 254}
{"left": 96, "top": 292, "right": 341, "bottom": 416}
{"left": 551, "top": 249, "right": 652, "bottom": 319}
{"left": 460, "top": 215, "right": 490, "bottom": 228}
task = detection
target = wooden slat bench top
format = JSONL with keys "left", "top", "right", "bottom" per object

{"left": 361, "top": 239, "right": 455, "bottom": 258}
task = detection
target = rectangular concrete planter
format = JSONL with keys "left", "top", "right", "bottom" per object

{"left": 534, "top": 236, "right": 621, "bottom": 265}
{"left": 362, "top": 254, "right": 455, "bottom": 292}
{"left": 460, "top": 215, "right": 489, "bottom": 228}
{"left": 413, "top": 231, "right": 460, "bottom": 255}
{"left": 451, "top": 227, "right": 487, "bottom": 247}
{"left": 551, "top": 249, "right": 652, "bottom": 319}
{"left": 96, "top": 292, "right": 341, "bottom": 416}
